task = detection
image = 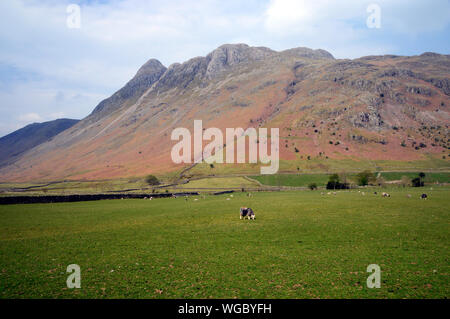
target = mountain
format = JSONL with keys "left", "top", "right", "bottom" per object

{"left": 0, "top": 119, "right": 79, "bottom": 168}
{"left": 0, "top": 44, "right": 449, "bottom": 182}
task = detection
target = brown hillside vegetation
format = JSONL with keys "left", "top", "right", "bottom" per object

{"left": 1, "top": 44, "right": 449, "bottom": 182}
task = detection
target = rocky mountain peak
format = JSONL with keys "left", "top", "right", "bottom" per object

{"left": 281, "top": 47, "right": 335, "bottom": 60}
{"left": 206, "top": 43, "right": 275, "bottom": 77}
{"left": 90, "top": 58, "right": 166, "bottom": 118}
{"left": 135, "top": 58, "right": 166, "bottom": 77}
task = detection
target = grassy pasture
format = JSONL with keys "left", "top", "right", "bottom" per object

{"left": 188, "top": 157, "right": 450, "bottom": 177}
{"left": 170, "top": 176, "right": 259, "bottom": 191}
{"left": 0, "top": 187, "right": 448, "bottom": 299}
{"left": 2, "top": 172, "right": 447, "bottom": 197}
{"left": 250, "top": 172, "right": 450, "bottom": 187}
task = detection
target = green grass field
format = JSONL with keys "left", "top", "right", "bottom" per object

{"left": 250, "top": 172, "right": 450, "bottom": 187}
{"left": 1, "top": 187, "right": 448, "bottom": 299}
{"left": 170, "top": 177, "right": 259, "bottom": 191}
{"left": 188, "top": 157, "right": 450, "bottom": 177}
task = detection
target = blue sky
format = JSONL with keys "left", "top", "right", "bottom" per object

{"left": 0, "top": 0, "right": 449, "bottom": 137}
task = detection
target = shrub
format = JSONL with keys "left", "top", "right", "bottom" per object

{"left": 326, "top": 174, "right": 349, "bottom": 190}
{"left": 412, "top": 173, "right": 426, "bottom": 187}
{"left": 376, "top": 176, "right": 386, "bottom": 187}
{"left": 412, "top": 177, "right": 424, "bottom": 187}
{"left": 145, "top": 175, "right": 160, "bottom": 186}
{"left": 400, "top": 176, "right": 410, "bottom": 187}
{"left": 357, "top": 170, "right": 375, "bottom": 186}
{"left": 326, "top": 181, "right": 349, "bottom": 190}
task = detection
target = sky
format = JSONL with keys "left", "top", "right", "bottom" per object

{"left": 0, "top": 0, "right": 449, "bottom": 137}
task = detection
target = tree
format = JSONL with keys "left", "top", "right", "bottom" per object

{"left": 308, "top": 183, "right": 318, "bottom": 190}
{"left": 357, "top": 170, "right": 375, "bottom": 186}
{"left": 376, "top": 176, "right": 386, "bottom": 187}
{"left": 412, "top": 177, "right": 424, "bottom": 187}
{"left": 326, "top": 174, "right": 349, "bottom": 190}
{"left": 145, "top": 175, "right": 160, "bottom": 186}
{"left": 400, "top": 176, "right": 410, "bottom": 188}
{"left": 327, "top": 174, "right": 339, "bottom": 190}
{"left": 412, "top": 172, "right": 426, "bottom": 187}
{"left": 339, "top": 172, "right": 348, "bottom": 185}
{"left": 329, "top": 174, "right": 339, "bottom": 183}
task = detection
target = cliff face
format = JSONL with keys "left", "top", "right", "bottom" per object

{"left": 1, "top": 44, "right": 449, "bottom": 182}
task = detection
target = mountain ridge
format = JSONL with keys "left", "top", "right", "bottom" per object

{"left": 0, "top": 43, "right": 448, "bottom": 182}
{"left": 0, "top": 118, "right": 79, "bottom": 168}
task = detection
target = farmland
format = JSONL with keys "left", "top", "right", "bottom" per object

{"left": 250, "top": 172, "right": 450, "bottom": 188}
{"left": 0, "top": 186, "right": 448, "bottom": 298}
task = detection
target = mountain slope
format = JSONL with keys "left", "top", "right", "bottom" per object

{"left": 0, "top": 119, "right": 79, "bottom": 168}
{"left": 0, "top": 44, "right": 448, "bottom": 182}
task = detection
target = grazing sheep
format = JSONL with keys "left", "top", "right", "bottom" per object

{"left": 382, "top": 192, "right": 390, "bottom": 197}
{"left": 226, "top": 198, "right": 230, "bottom": 201}
{"left": 240, "top": 207, "right": 255, "bottom": 220}
{"left": 421, "top": 194, "right": 428, "bottom": 200}
{"left": 407, "top": 194, "right": 412, "bottom": 198}
{"left": 374, "top": 192, "right": 377, "bottom": 195}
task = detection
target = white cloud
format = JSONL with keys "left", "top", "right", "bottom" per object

{"left": 264, "top": 0, "right": 450, "bottom": 35}
{"left": 49, "top": 112, "right": 66, "bottom": 119}
{"left": 262, "top": 0, "right": 450, "bottom": 58}
{"left": 18, "top": 112, "right": 42, "bottom": 123}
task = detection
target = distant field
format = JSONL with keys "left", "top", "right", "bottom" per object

{"left": 380, "top": 172, "right": 450, "bottom": 183}
{"left": 0, "top": 187, "right": 448, "bottom": 298}
{"left": 188, "top": 157, "right": 450, "bottom": 177}
{"left": 1, "top": 172, "right": 448, "bottom": 196}
{"left": 250, "top": 174, "right": 330, "bottom": 187}
{"left": 171, "top": 176, "right": 259, "bottom": 191}
{"left": 250, "top": 172, "right": 450, "bottom": 187}
{"left": 0, "top": 178, "right": 151, "bottom": 196}
{"left": 0, "top": 176, "right": 262, "bottom": 196}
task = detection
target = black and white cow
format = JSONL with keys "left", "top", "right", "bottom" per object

{"left": 240, "top": 207, "right": 255, "bottom": 220}
{"left": 421, "top": 193, "right": 428, "bottom": 200}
